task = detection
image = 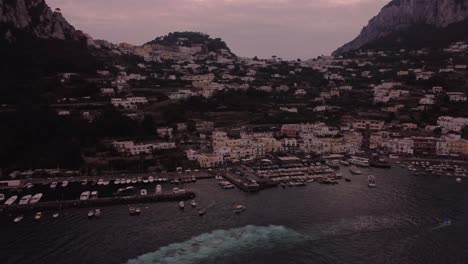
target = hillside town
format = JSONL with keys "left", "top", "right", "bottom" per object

{"left": 1, "top": 32, "right": 467, "bottom": 179}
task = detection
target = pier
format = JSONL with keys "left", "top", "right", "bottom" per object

{"left": 0, "top": 191, "right": 195, "bottom": 213}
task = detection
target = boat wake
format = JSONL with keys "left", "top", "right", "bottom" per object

{"left": 125, "top": 225, "right": 303, "bottom": 264}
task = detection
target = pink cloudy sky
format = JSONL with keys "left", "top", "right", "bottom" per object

{"left": 47, "top": 0, "right": 388, "bottom": 59}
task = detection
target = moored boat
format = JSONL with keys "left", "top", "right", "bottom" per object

{"left": 80, "top": 191, "right": 90, "bottom": 201}
{"left": 29, "top": 193, "right": 43, "bottom": 204}
{"left": 350, "top": 167, "right": 362, "bottom": 175}
{"left": 348, "top": 156, "right": 370, "bottom": 167}
{"left": 233, "top": 204, "right": 246, "bottom": 214}
{"left": 156, "top": 184, "right": 162, "bottom": 194}
{"left": 19, "top": 195, "right": 32, "bottom": 205}
{"left": 198, "top": 208, "right": 207, "bottom": 216}
{"left": 61, "top": 181, "right": 69, "bottom": 187}
{"left": 140, "top": 189, "right": 147, "bottom": 196}
{"left": 179, "top": 201, "right": 185, "bottom": 209}
{"left": 190, "top": 200, "right": 197, "bottom": 207}
{"left": 50, "top": 181, "right": 58, "bottom": 189}
{"left": 94, "top": 209, "right": 101, "bottom": 218}
{"left": 456, "top": 178, "right": 462, "bottom": 183}
{"left": 4, "top": 195, "right": 18, "bottom": 205}
{"left": 87, "top": 210, "right": 95, "bottom": 218}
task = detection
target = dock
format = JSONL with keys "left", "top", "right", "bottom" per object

{"left": 0, "top": 191, "right": 195, "bottom": 213}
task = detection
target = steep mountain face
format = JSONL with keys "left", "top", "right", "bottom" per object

{"left": 0, "top": 0, "right": 85, "bottom": 41}
{"left": 334, "top": 0, "right": 468, "bottom": 55}
{"left": 0, "top": 0, "right": 100, "bottom": 79}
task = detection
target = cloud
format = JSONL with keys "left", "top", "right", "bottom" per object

{"left": 46, "top": 0, "right": 388, "bottom": 59}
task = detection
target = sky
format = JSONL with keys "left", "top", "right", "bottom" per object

{"left": 47, "top": 0, "right": 388, "bottom": 60}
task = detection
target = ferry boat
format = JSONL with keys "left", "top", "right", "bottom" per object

{"left": 348, "top": 156, "right": 370, "bottom": 167}
{"left": 61, "top": 181, "right": 69, "bottom": 188}
{"left": 14, "top": 215, "right": 24, "bottom": 223}
{"left": 349, "top": 167, "right": 363, "bottom": 175}
{"left": 34, "top": 212, "right": 43, "bottom": 221}
{"left": 50, "top": 181, "right": 58, "bottom": 189}
{"left": 234, "top": 205, "right": 246, "bottom": 214}
{"left": 19, "top": 195, "right": 32, "bottom": 205}
{"left": 0, "top": 193, "right": 5, "bottom": 203}
{"left": 179, "top": 201, "right": 185, "bottom": 209}
{"left": 368, "top": 175, "right": 377, "bottom": 188}
{"left": 30, "top": 193, "right": 43, "bottom": 204}
{"left": 94, "top": 209, "right": 101, "bottom": 218}
{"left": 156, "top": 185, "right": 162, "bottom": 194}
{"left": 4, "top": 195, "right": 18, "bottom": 205}
{"left": 190, "top": 200, "right": 197, "bottom": 207}
{"left": 140, "top": 189, "right": 148, "bottom": 196}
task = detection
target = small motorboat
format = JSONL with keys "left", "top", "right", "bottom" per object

{"left": 34, "top": 212, "right": 43, "bottom": 221}
{"left": 90, "top": 191, "right": 98, "bottom": 199}
{"left": 14, "top": 215, "right": 24, "bottom": 223}
{"left": 156, "top": 185, "right": 162, "bottom": 194}
{"left": 350, "top": 168, "right": 362, "bottom": 175}
{"left": 190, "top": 200, "right": 197, "bottom": 207}
{"left": 143, "top": 178, "right": 149, "bottom": 184}
{"left": 87, "top": 210, "right": 95, "bottom": 218}
{"left": 114, "top": 179, "right": 121, "bottom": 185}
{"left": 61, "top": 181, "right": 69, "bottom": 188}
{"left": 140, "top": 189, "right": 148, "bottom": 196}
{"left": 198, "top": 208, "right": 207, "bottom": 216}
{"left": 129, "top": 207, "right": 141, "bottom": 216}
{"left": 148, "top": 176, "right": 155, "bottom": 183}
{"left": 52, "top": 213, "right": 60, "bottom": 218}
{"left": 80, "top": 191, "right": 90, "bottom": 201}
{"left": 368, "top": 175, "right": 377, "bottom": 188}
{"left": 456, "top": 178, "right": 462, "bottom": 183}
{"left": 25, "top": 183, "right": 34, "bottom": 189}
{"left": 179, "top": 201, "right": 185, "bottom": 209}
{"left": 233, "top": 204, "right": 246, "bottom": 214}
{"left": 50, "top": 182, "right": 58, "bottom": 189}
{"left": 81, "top": 180, "right": 88, "bottom": 186}
{"left": 131, "top": 178, "right": 137, "bottom": 184}
{"left": 94, "top": 209, "right": 101, "bottom": 218}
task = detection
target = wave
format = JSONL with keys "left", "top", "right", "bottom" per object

{"left": 125, "top": 225, "right": 303, "bottom": 264}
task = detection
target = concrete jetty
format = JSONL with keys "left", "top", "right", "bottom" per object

{"left": 0, "top": 191, "right": 195, "bottom": 213}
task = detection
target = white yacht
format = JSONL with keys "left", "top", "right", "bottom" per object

{"left": 156, "top": 185, "right": 162, "bottom": 194}
{"left": 348, "top": 156, "right": 370, "bottom": 167}
{"left": 368, "top": 175, "right": 377, "bottom": 188}
{"left": 19, "top": 195, "right": 32, "bottom": 205}
{"left": 80, "top": 191, "right": 90, "bottom": 201}
{"left": 4, "top": 195, "right": 17, "bottom": 205}
{"left": 61, "top": 181, "right": 69, "bottom": 188}
{"left": 30, "top": 193, "right": 43, "bottom": 204}
{"left": 140, "top": 189, "right": 148, "bottom": 196}
{"left": 179, "top": 201, "right": 185, "bottom": 209}
{"left": 14, "top": 215, "right": 24, "bottom": 223}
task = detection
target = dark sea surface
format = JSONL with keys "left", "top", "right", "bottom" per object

{"left": 1, "top": 166, "right": 467, "bottom": 264}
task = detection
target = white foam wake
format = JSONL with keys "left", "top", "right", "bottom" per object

{"left": 126, "top": 225, "right": 303, "bottom": 264}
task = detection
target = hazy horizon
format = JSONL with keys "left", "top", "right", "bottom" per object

{"left": 47, "top": 0, "right": 388, "bottom": 59}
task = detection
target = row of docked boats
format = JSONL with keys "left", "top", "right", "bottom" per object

{"left": 3, "top": 193, "right": 43, "bottom": 206}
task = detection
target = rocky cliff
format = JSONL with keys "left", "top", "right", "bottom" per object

{"left": 0, "top": 0, "right": 84, "bottom": 41}
{"left": 334, "top": 0, "right": 468, "bottom": 55}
